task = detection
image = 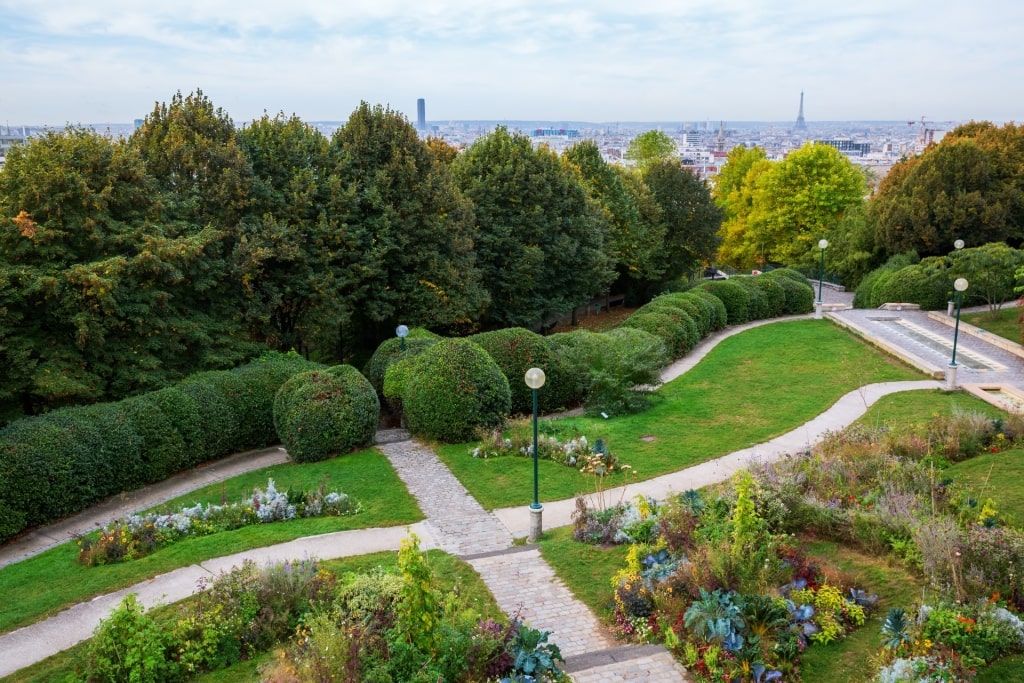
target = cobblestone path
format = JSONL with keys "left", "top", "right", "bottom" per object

{"left": 378, "top": 436, "right": 690, "bottom": 682}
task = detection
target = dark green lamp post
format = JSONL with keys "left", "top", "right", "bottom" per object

{"left": 524, "top": 367, "right": 546, "bottom": 541}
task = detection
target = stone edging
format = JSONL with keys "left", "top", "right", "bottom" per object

{"left": 926, "top": 311, "right": 1024, "bottom": 360}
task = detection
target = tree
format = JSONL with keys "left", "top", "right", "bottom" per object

{"left": 871, "top": 136, "right": 1019, "bottom": 257}
{"left": 950, "top": 242, "right": 1024, "bottom": 316}
{"left": 234, "top": 114, "right": 334, "bottom": 352}
{"left": 130, "top": 89, "right": 252, "bottom": 228}
{"left": 642, "top": 159, "right": 723, "bottom": 289}
{"left": 564, "top": 141, "right": 665, "bottom": 294}
{"left": 714, "top": 146, "right": 771, "bottom": 268}
{"left": 722, "top": 143, "right": 866, "bottom": 267}
{"left": 327, "top": 103, "right": 487, "bottom": 351}
{"left": 624, "top": 130, "right": 677, "bottom": 171}
{"left": 451, "top": 127, "right": 614, "bottom": 328}
{"left": 0, "top": 128, "right": 251, "bottom": 417}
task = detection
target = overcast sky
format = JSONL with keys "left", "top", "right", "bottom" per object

{"left": 2, "top": 0, "right": 1021, "bottom": 126}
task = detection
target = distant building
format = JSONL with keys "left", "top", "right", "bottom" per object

{"left": 0, "top": 130, "right": 28, "bottom": 168}
{"left": 531, "top": 128, "right": 581, "bottom": 139}
{"left": 816, "top": 138, "right": 871, "bottom": 156}
{"left": 416, "top": 99, "right": 426, "bottom": 130}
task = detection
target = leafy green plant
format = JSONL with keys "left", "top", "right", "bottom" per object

{"left": 501, "top": 620, "right": 565, "bottom": 683}
{"left": 83, "top": 593, "right": 178, "bottom": 683}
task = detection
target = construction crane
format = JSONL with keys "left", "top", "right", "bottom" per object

{"left": 908, "top": 116, "right": 936, "bottom": 148}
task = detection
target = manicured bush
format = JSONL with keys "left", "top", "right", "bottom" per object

{"left": 764, "top": 267, "right": 811, "bottom": 285}
{"left": 468, "top": 327, "right": 570, "bottom": 414}
{"left": 853, "top": 251, "right": 920, "bottom": 308}
{"left": 545, "top": 330, "right": 598, "bottom": 408}
{"left": 643, "top": 301, "right": 701, "bottom": 353}
{"left": 174, "top": 379, "right": 241, "bottom": 460}
{"left": 273, "top": 365, "right": 380, "bottom": 463}
{"left": 620, "top": 311, "right": 687, "bottom": 358}
{"left": 773, "top": 276, "right": 815, "bottom": 314}
{"left": 402, "top": 338, "right": 511, "bottom": 443}
{"left": 585, "top": 328, "right": 668, "bottom": 415}
{"left": 732, "top": 277, "right": 770, "bottom": 320}
{"left": 363, "top": 329, "right": 439, "bottom": 396}
{"left": 120, "top": 396, "right": 188, "bottom": 483}
{"left": 872, "top": 263, "right": 949, "bottom": 310}
{"left": 699, "top": 280, "right": 750, "bottom": 325}
{"left": 658, "top": 293, "right": 712, "bottom": 338}
{"left": 748, "top": 275, "right": 788, "bottom": 317}
{"left": 683, "top": 289, "right": 728, "bottom": 331}
{"left": 382, "top": 356, "right": 417, "bottom": 414}
{"left": 141, "top": 387, "right": 209, "bottom": 469}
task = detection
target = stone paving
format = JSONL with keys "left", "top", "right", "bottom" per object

{"left": 377, "top": 438, "right": 514, "bottom": 556}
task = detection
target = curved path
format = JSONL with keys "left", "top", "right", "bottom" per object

{"left": 4, "top": 289, "right": 1019, "bottom": 680}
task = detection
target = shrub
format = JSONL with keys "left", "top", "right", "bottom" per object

{"left": 382, "top": 355, "right": 419, "bottom": 415}
{"left": 120, "top": 396, "right": 189, "bottom": 483}
{"left": 764, "top": 267, "right": 811, "bottom": 285}
{"left": 579, "top": 328, "right": 668, "bottom": 415}
{"left": 363, "top": 330, "right": 439, "bottom": 396}
{"left": 774, "top": 276, "right": 815, "bottom": 314}
{"left": 731, "top": 277, "right": 770, "bottom": 320}
{"left": 138, "top": 388, "right": 208, "bottom": 469}
{"left": 659, "top": 293, "right": 713, "bottom": 338}
{"left": 468, "top": 327, "right": 570, "bottom": 414}
{"left": 853, "top": 251, "right": 920, "bottom": 308}
{"left": 546, "top": 329, "right": 599, "bottom": 408}
{"left": 233, "top": 352, "right": 326, "bottom": 447}
{"left": 684, "top": 289, "right": 728, "bottom": 331}
{"left": 403, "top": 338, "right": 511, "bottom": 443}
{"left": 620, "top": 311, "right": 688, "bottom": 358}
{"left": 699, "top": 280, "right": 750, "bottom": 325}
{"left": 174, "top": 378, "right": 241, "bottom": 460}
{"left": 749, "top": 275, "right": 788, "bottom": 317}
{"left": 84, "top": 594, "right": 178, "bottom": 683}
{"left": 274, "top": 365, "right": 380, "bottom": 463}
{"left": 636, "top": 300, "right": 701, "bottom": 352}
{"left": 872, "top": 263, "right": 949, "bottom": 310}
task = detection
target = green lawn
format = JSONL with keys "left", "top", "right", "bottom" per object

{"left": 0, "top": 448, "right": 423, "bottom": 634}
{"left": 537, "top": 526, "right": 630, "bottom": 618}
{"left": 963, "top": 306, "right": 1022, "bottom": 345}
{"left": 438, "top": 320, "right": 923, "bottom": 509}
{"left": 854, "top": 389, "right": 1007, "bottom": 431}
{"left": 2, "top": 549, "right": 498, "bottom": 683}
{"left": 945, "top": 447, "right": 1024, "bottom": 527}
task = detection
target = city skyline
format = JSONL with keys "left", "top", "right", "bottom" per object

{"left": 2, "top": 1, "right": 1022, "bottom": 126}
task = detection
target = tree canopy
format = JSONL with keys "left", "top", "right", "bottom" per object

{"left": 624, "top": 130, "right": 678, "bottom": 171}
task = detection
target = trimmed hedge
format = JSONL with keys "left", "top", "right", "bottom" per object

{"left": 731, "top": 277, "right": 770, "bottom": 321}
{"left": 620, "top": 311, "right": 687, "bottom": 358}
{"left": 699, "top": 280, "right": 750, "bottom": 325}
{"left": 658, "top": 293, "right": 712, "bottom": 338}
{"left": 546, "top": 330, "right": 597, "bottom": 408}
{"left": 773, "top": 276, "right": 815, "bottom": 314}
{"left": 684, "top": 289, "right": 729, "bottom": 331}
{"left": 872, "top": 264, "right": 949, "bottom": 310}
{"left": 764, "top": 267, "right": 811, "bottom": 285}
{"left": 403, "top": 338, "right": 511, "bottom": 443}
{"left": 273, "top": 365, "right": 380, "bottom": 463}
{"left": 749, "top": 276, "right": 787, "bottom": 318}
{"left": 468, "top": 327, "right": 570, "bottom": 414}
{"left": 0, "top": 352, "right": 322, "bottom": 543}
{"left": 363, "top": 330, "right": 439, "bottom": 397}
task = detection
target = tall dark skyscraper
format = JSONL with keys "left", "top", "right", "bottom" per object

{"left": 416, "top": 98, "right": 426, "bottom": 130}
{"left": 794, "top": 92, "right": 807, "bottom": 131}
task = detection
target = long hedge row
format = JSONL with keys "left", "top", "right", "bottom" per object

{"left": 0, "top": 352, "right": 322, "bottom": 543}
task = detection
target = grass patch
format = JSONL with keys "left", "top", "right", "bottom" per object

{"left": 0, "top": 448, "right": 422, "bottom": 635}
{"left": 798, "top": 538, "right": 926, "bottom": 683}
{"left": 438, "top": 320, "right": 923, "bottom": 509}
{"left": 945, "top": 447, "right": 1024, "bottom": 527}
{"left": 854, "top": 389, "right": 1007, "bottom": 431}
{"left": 2, "top": 548, "right": 500, "bottom": 683}
{"left": 537, "top": 526, "right": 630, "bottom": 618}
{"left": 963, "top": 306, "right": 1022, "bottom": 346}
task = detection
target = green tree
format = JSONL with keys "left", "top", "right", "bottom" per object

{"left": 234, "top": 114, "right": 334, "bottom": 352}
{"left": 871, "top": 138, "right": 1017, "bottom": 257}
{"left": 565, "top": 140, "right": 665, "bottom": 294}
{"left": 951, "top": 242, "right": 1024, "bottom": 316}
{"left": 715, "top": 146, "right": 770, "bottom": 268}
{"left": 642, "top": 159, "right": 723, "bottom": 290}
{"left": 130, "top": 89, "right": 252, "bottom": 228}
{"left": 452, "top": 127, "right": 614, "bottom": 327}
{"left": 625, "top": 130, "right": 677, "bottom": 171}
{"left": 730, "top": 143, "right": 866, "bottom": 267}
{"left": 327, "top": 103, "right": 487, "bottom": 353}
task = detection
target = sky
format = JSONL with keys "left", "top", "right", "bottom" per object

{"left": 1, "top": 0, "right": 1021, "bottom": 126}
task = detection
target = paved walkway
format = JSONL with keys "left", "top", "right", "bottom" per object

{"left": 3, "top": 286, "right": 1022, "bottom": 681}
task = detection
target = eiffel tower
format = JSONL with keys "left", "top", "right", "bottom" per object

{"left": 794, "top": 91, "right": 807, "bottom": 131}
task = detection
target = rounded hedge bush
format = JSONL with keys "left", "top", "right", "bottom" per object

{"left": 764, "top": 267, "right": 811, "bottom": 285}
{"left": 732, "top": 277, "right": 771, "bottom": 320}
{"left": 120, "top": 396, "right": 188, "bottom": 483}
{"left": 273, "top": 365, "right": 380, "bottom": 463}
{"left": 141, "top": 387, "right": 208, "bottom": 469}
{"left": 174, "top": 379, "right": 241, "bottom": 460}
{"left": 683, "top": 290, "right": 728, "bottom": 331}
{"left": 635, "top": 301, "right": 701, "bottom": 354}
{"left": 699, "top": 280, "right": 750, "bottom": 325}
{"left": 620, "top": 311, "right": 686, "bottom": 358}
{"left": 657, "top": 293, "right": 712, "bottom": 338}
{"left": 364, "top": 332, "right": 439, "bottom": 397}
{"left": 752, "top": 276, "right": 788, "bottom": 317}
{"left": 873, "top": 264, "right": 949, "bottom": 310}
{"left": 382, "top": 356, "right": 418, "bottom": 414}
{"left": 468, "top": 327, "right": 570, "bottom": 414}
{"left": 545, "top": 330, "right": 599, "bottom": 408}
{"left": 402, "top": 338, "right": 511, "bottom": 443}
{"left": 774, "top": 276, "right": 815, "bottom": 314}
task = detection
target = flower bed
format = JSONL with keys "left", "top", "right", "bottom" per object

{"left": 471, "top": 427, "right": 628, "bottom": 476}
{"left": 77, "top": 479, "right": 359, "bottom": 566}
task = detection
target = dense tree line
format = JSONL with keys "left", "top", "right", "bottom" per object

{"left": 714, "top": 122, "right": 1024, "bottom": 289}
{"left": 0, "top": 91, "right": 721, "bottom": 420}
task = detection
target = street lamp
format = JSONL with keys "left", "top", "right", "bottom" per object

{"left": 524, "top": 367, "right": 546, "bottom": 541}
{"left": 815, "top": 239, "right": 828, "bottom": 319}
{"left": 395, "top": 324, "right": 409, "bottom": 351}
{"left": 948, "top": 277, "right": 969, "bottom": 389}
{"left": 948, "top": 240, "right": 965, "bottom": 316}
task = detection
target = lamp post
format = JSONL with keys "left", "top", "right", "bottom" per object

{"left": 948, "top": 277, "right": 969, "bottom": 390}
{"left": 815, "top": 239, "right": 829, "bottom": 319}
{"left": 524, "top": 367, "right": 546, "bottom": 541}
{"left": 948, "top": 240, "right": 965, "bottom": 316}
{"left": 395, "top": 324, "right": 409, "bottom": 351}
